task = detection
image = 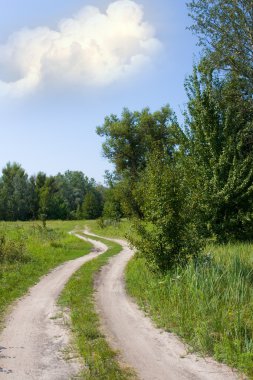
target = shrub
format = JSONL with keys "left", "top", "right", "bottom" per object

{"left": 128, "top": 151, "right": 203, "bottom": 271}
{"left": 0, "top": 232, "right": 28, "bottom": 263}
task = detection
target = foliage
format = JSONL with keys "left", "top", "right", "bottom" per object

{"left": 185, "top": 68, "right": 253, "bottom": 241}
{"left": 55, "top": 171, "right": 91, "bottom": 218}
{"left": 102, "top": 189, "right": 122, "bottom": 223}
{"left": 0, "top": 162, "right": 33, "bottom": 221}
{"left": 0, "top": 164, "right": 104, "bottom": 221}
{"left": 97, "top": 106, "right": 177, "bottom": 176}
{"left": 97, "top": 105, "right": 179, "bottom": 218}
{"left": 187, "top": 0, "right": 253, "bottom": 92}
{"left": 38, "top": 176, "right": 68, "bottom": 220}
{"left": 128, "top": 150, "right": 203, "bottom": 270}
{"left": 82, "top": 190, "right": 104, "bottom": 220}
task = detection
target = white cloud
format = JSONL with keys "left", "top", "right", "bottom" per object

{"left": 0, "top": 0, "right": 161, "bottom": 97}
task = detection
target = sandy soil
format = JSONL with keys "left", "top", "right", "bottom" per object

{"left": 87, "top": 232, "right": 243, "bottom": 380}
{"left": 0, "top": 234, "right": 107, "bottom": 380}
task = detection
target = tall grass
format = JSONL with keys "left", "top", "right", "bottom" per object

{"left": 126, "top": 243, "right": 253, "bottom": 378}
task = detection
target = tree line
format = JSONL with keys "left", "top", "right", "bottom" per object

{"left": 97, "top": 0, "right": 253, "bottom": 270}
{"left": 0, "top": 163, "right": 104, "bottom": 221}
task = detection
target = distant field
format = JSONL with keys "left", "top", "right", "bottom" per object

{"left": 0, "top": 220, "right": 91, "bottom": 324}
{"left": 85, "top": 218, "right": 132, "bottom": 238}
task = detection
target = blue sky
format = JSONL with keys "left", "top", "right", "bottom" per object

{"left": 0, "top": 0, "right": 199, "bottom": 183}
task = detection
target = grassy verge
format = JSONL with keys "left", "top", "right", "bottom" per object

{"left": 125, "top": 243, "right": 253, "bottom": 379}
{"left": 0, "top": 220, "right": 92, "bottom": 325}
{"left": 58, "top": 233, "right": 134, "bottom": 380}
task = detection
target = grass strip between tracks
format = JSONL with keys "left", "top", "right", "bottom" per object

{"left": 58, "top": 232, "right": 135, "bottom": 380}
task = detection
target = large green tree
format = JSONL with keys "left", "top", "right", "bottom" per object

{"left": 187, "top": 0, "right": 253, "bottom": 91}
{"left": 97, "top": 106, "right": 178, "bottom": 217}
{"left": 185, "top": 68, "right": 253, "bottom": 241}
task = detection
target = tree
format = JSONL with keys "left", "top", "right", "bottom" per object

{"left": 185, "top": 67, "right": 253, "bottom": 241}
{"left": 0, "top": 162, "right": 31, "bottom": 220}
{"left": 55, "top": 171, "right": 90, "bottom": 219}
{"left": 82, "top": 190, "right": 103, "bottom": 220}
{"left": 97, "top": 106, "right": 178, "bottom": 217}
{"left": 39, "top": 177, "right": 68, "bottom": 220}
{"left": 97, "top": 106, "right": 177, "bottom": 176}
{"left": 187, "top": 0, "right": 253, "bottom": 92}
{"left": 128, "top": 149, "right": 203, "bottom": 271}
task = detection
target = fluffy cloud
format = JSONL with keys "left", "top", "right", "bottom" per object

{"left": 0, "top": 0, "right": 161, "bottom": 97}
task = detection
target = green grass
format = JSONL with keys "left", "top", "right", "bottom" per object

{"left": 84, "top": 219, "right": 132, "bottom": 239}
{"left": 125, "top": 243, "right": 253, "bottom": 379}
{"left": 58, "top": 233, "right": 135, "bottom": 380}
{"left": 0, "top": 220, "right": 92, "bottom": 325}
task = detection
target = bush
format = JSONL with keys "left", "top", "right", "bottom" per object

{"left": 128, "top": 151, "right": 203, "bottom": 271}
{"left": 0, "top": 232, "right": 28, "bottom": 263}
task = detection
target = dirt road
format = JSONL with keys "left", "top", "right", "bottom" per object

{"left": 0, "top": 234, "right": 107, "bottom": 380}
{"left": 0, "top": 231, "right": 243, "bottom": 380}
{"left": 90, "top": 233, "right": 241, "bottom": 380}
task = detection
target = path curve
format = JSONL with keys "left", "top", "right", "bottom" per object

{"left": 86, "top": 231, "right": 242, "bottom": 380}
{"left": 0, "top": 233, "right": 107, "bottom": 380}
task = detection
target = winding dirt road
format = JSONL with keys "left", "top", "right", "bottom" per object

{"left": 0, "top": 234, "right": 107, "bottom": 380}
{"left": 89, "top": 233, "right": 241, "bottom": 380}
{"left": 0, "top": 231, "right": 244, "bottom": 379}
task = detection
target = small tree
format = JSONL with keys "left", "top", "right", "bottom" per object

{"left": 128, "top": 150, "right": 203, "bottom": 271}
